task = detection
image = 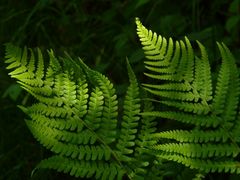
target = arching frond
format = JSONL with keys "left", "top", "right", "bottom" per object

{"left": 4, "top": 43, "right": 160, "bottom": 179}
{"left": 4, "top": 44, "right": 124, "bottom": 179}
{"left": 136, "top": 17, "right": 240, "bottom": 174}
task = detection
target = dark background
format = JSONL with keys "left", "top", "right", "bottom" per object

{"left": 0, "top": 0, "right": 239, "bottom": 179}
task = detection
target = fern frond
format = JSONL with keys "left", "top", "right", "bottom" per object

{"left": 84, "top": 87, "right": 104, "bottom": 130}
{"left": 132, "top": 101, "right": 158, "bottom": 178}
{"left": 136, "top": 18, "right": 240, "bottom": 175}
{"left": 160, "top": 100, "right": 211, "bottom": 115}
{"left": 152, "top": 129, "right": 228, "bottom": 143}
{"left": 26, "top": 120, "right": 112, "bottom": 160}
{"left": 74, "top": 79, "right": 89, "bottom": 118}
{"left": 78, "top": 59, "right": 118, "bottom": 144}
{"left": 35, "top": 156, "right": 125, "bottom": 180}
{"left": 212, "top": 44, "right": 231, "bottom": 115}
{"left": 4, "top": 44, "right": 126, "bottom": 179}
{"left": 5, "top": 43, "right": 25, "bottom": 68}
{"left": 154, "top": 143, "right": 239, "bottom": 158}
{"left": 157, "top": 153, "right": 240, "bottom": 174}
{"left": 142, "top": 82, "right": 191, "bottom": 91}
{"left": 194, "top": 41, "right": 212, "bottom": 101}
{"left": 214, "top": 43, "right": 240, "bottom": 120}
{"left": 20, "top": 110, "right": 83, "bottom": 131}
{"left": 143, "top": 88, "right": 196, "bottom": 101}
{"left": 116, "top": 60, "right": 141, "bottom": 161}
{"left": 5, "top": 43, "right": 165, "bottom": 179}
{"left": 136, "top": 18, "right": 168, "bottom": 61}
{"left": 135, "top": 101, "right": 157, "bottom": 152}
{"left": 136, "top": 19, "right": 194, "bottom": 84}
{"left": 141, "top": 111, "right": 220, "bottom": 127}
{"left": 27, "top": 103, "right": 74, "bottom": 118}
{"left": 4, "top": 16, "right": 240, "bottom": 179}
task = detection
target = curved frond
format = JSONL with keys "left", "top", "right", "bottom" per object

{"left": 136, "top": 18, "right": 240, "bottom": 174}
{"left": 4, "top": 44, "right": 126, "bottom": 179}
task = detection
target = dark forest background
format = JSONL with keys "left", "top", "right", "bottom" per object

{"left": 0, "top": 0, "right": 239, "bottom": 179}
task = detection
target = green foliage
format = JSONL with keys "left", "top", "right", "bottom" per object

{"left": 3, "top": 43, "right": 159, "bottom": 179}
{"left": 1, "top": 1, "right": 240, "bottom": 179}
{"left": 136, "top": 17, "right": 240, "bottom": 174}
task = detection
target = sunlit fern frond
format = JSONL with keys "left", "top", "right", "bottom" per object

{"left": 4, "top": 44, "right": 123, "bottom": 179}
{"left": 136, "top": 18, "right": 240, "bottom": 174}
{"left": 4, "top": 44, "right": 159, "bottom": 179}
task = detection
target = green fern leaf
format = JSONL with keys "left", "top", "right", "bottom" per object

{"left": 116, "top": 59, "right": 141, "bottom": 161}
{"left": 78, "top": 59, "right": 118, "bottom": 144}
{"left": 34, "top": 156, "right": 125, "bottom": 180}
{"left": 136, "top": 17, "right": 240, "bottom": 174}
{"left": 4, "top": 44, "right": 125, "bottom": 179}
{"left": 157, "top": 153, "right": 240, "bottom": 174}
{"left": 151, "top": 129, "right": 228, "bottom": 143}
{"left": 4, "top": 43, "right": 161, "bottom": 179}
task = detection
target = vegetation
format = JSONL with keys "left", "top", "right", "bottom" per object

{"left": 1, "top": 0, "right": 240, "bottom": 179}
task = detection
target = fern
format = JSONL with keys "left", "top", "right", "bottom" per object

{"left": 4, "top": 17, "right": 240, "bottom": 179}
{"left": 136, "top": 17, "right": 240, "bottom": 174}
{"left": 3, "top": 43, "right": 158, "bottom": 179}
